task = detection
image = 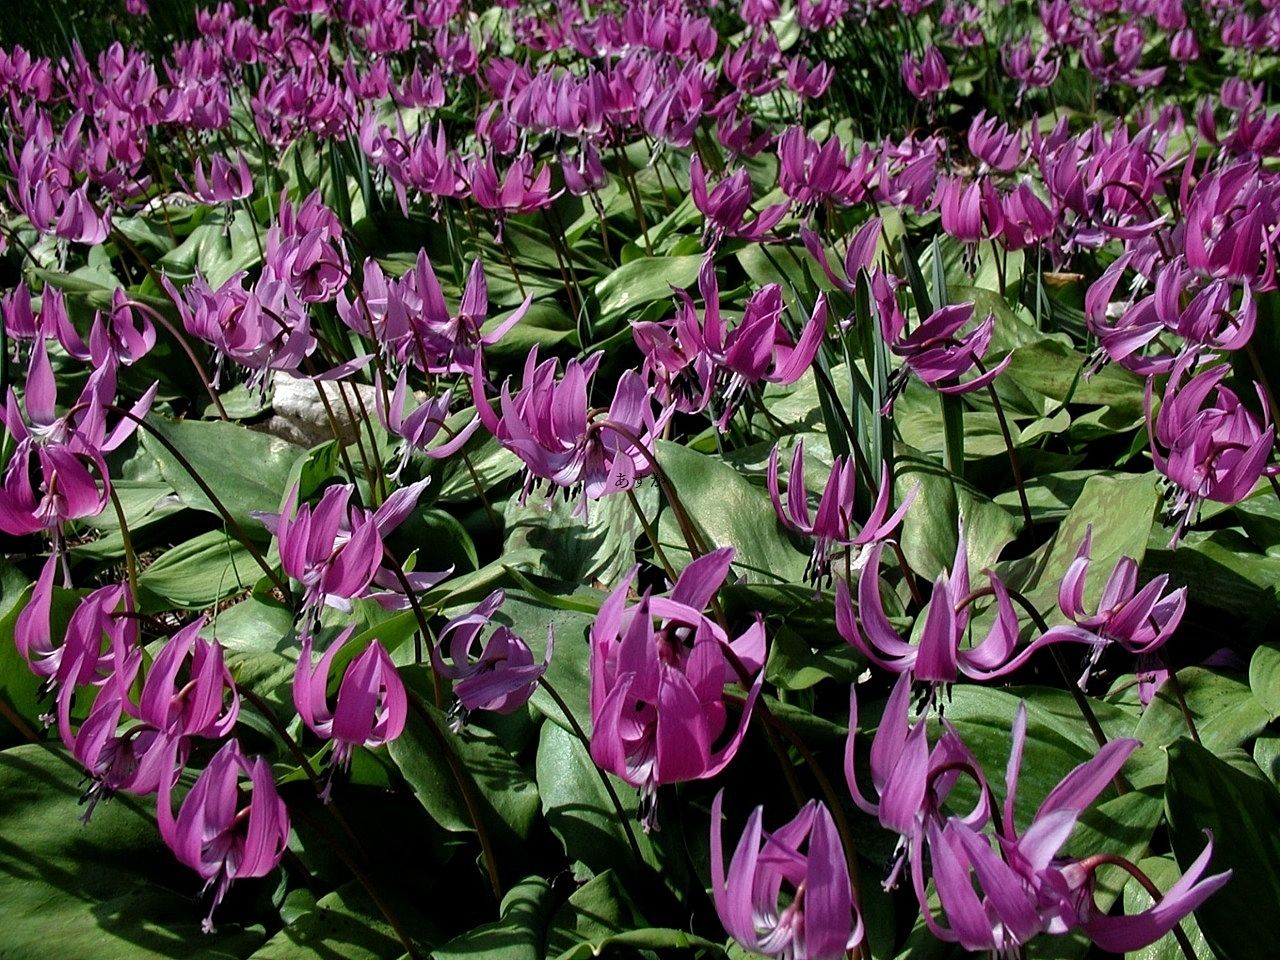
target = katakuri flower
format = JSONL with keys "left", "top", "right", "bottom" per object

{"left": 157, "top": 739, "right": 290, "bottom": 933}
{"left": 710, "top": 790, "right": 863, "bottom": 960}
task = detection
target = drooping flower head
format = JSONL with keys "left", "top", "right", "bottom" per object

{"left": 767, "top": 440, "right": 916, "bottom": 584}
{"left": 1147, "top": 356, "right": 1277, "bottom": 544}
{"left": 157, "top": 739, "right": 291, "bottom": 933}
{"left": 710, "top": 791, "right": 864, "bottom": 960}
{"left": 294, "top": 627, "right": 407, "bottom": 777}
{"left": 430, "top": 589, "right": 553, "bottom": 730}
{"left": 589, "top": 549, "right": 764, "bottom": 828}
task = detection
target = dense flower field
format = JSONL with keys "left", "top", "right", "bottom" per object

{"left": 1, "top": 0, "right": 1279, "bottom": 957}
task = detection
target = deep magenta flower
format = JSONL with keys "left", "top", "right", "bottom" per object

{"left": 634, "top": 260, "right": 827, "bottom": 426}
{"left": 294, "top": 628, "right": 407, "bottom": 773}
{"left": 845, "top": 672, "right": 990, "bottom": 888}
{"left": 837, "top": 536, "right": 1023, "bottom": 685}
{"left": 920, "top": 705, "right": 1229, "bottom": 955}
{"left": 339, "top": 252, "right": 529, "bottom": 375}
{"left": 1041, "top": 528, "right": 1187, "bottom": 685}
{"left": 689, "top": 155, "right": 790, "bottom": 245}
{"left": 158, "top": 740, "right": 290, "bottom": 932}
{"left": 873, "top": 269, "right": 1010, "bottom": 411}
{"left": 71, "top": 618, "right": 237, "bottom": 816}
{"left": 710, "top": 791, "right": 863, "bottom": 960}
{"left": 189, "top": 152, "right": 253, "bottom": 203}
{"left": 766, "top": 440, "right": 915, "bottom": 583}
{"left": 472, "top": 347, "right": 668, "bottom": 513}
{"left": 255, "top": 479, "right": 443, "bottom": 622}
{"left": 430, "top": 590, "right": 552, "bottom": 728}
{"left": 589, "top": 550, "right": 764, "bottom": 828}
{"left": 901, "top": 46, "right": 950, "bottom": 101}
{"left": 1147, "top": 356, "right": 1277, "bottom": 544}
{"left": 375, "top": 369, "right": 481, "bottom": 478}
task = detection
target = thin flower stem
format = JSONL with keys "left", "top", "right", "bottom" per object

{"left": 625, "top": 488, "right": 677, "bottom": 582}
{"left": 379, "top": 545, "right": 443, "bottom": 705}
{"left": 1158, "top": 652, "right": 1201, "bottom": 745}
{"left": 592, "top": 419, "right": 709, "bottom": 560}
{"left": 976, "top": 358, "right": 1032, "bottom": 532}
{"left": 1004, "top": 587, "right": 1130, "bottom": 793}
{"left": 405, "top": 689, "right": 503, "bottom": 901}
{"left": 0, "top": 694, "right": 39, "bottom": 744}
{"left": 119, "top": 299, "right": 229, "bottom": 421}
{"left": 536, "top": 676, "right": 645, "bottom": 867}
{"left": 104, "top": 405, "right": 293, "bottom": 603}
{"left": 290, "top": 808, "right": 424, "bottom": 960}
{"left": 107, "top": 484, "right": 140, "bottom": 607}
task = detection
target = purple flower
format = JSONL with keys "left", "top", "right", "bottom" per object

{"left": 901, "top": 46, "right": 950, "bottom": 101}
{"left": 689, "top": 155, "right": 790, "bottom": 245}
{"left": 710, "top": 791, "right": 863, "bottom": 960}
{"left": 162, "top": 269, "right": 316, "bottom": 389}
{"left": 873, "top": 269, "right": 1010, "bottom": 412}
{"left": 134, "top": 618, "right": 239, "bottom": 740}
{"left": 15, "top": 563, "right": 141, "bottom": 742}
{"left": 633, "top": 260, "right": 827, "bottom": 426}
{"left": 589, "top": 550, "right": 764, "bottom": 828}
{"left": 255, "top": 479, "right": 443, "bottom": 623}
{"left": 966, "top": 110, "right": 1026, "bottom": 173}
{"left": 265, "top": 191, "right": 350, "bottom": 304}
{"left": 430, "top": 590, "right": 552, "bottom": 729}
{"left": 920, "top": 705, "right": 1229, "bottom": 954}
{"left": 71, "top": 618, "right": 237, "bottom": 817}
{"left": 801, "top": 216, "right": 882, "bottom": 296}
{"left": 339, "top": 252, "right": 528, "bottom": 375}
{"left": 837, "top": 535, "right": 1024, "bottom": 685}
{"left": 767, "top": 440, "right": 916, "bottom": 583}
{"left": 845, "top": 672, "right": 991, "bottom": 888}
{"left": 375, "top": 369, "right": 481, "bottom": 478}
{"left": 1043, "top": 528, "right": 1187, "bottom": 685}
{"left": 0, "top": 348, "right": 153, "bottom": 539}
{"left": 1147, "top": 356, "right": 1277, "bottom": 544}
{"left": 157, "top": 740, "right": 290, "bottom": 933}
{"left": 777, "top": 126, "right": 866, "bottom": 208}
{"left": 189, "top": 152, "right": 253, "bottom": 203}
{"left": 294, "top": 628, "right": 407, "bottom": 772}
{"left": 467, "top": 152, "right": 557, "bottom": 237}
{"left": 472, "top": 347, "right": 668, "bottom": 514}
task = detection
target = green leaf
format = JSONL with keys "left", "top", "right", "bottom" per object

{"left": 503, "top": 485, "right": 651, "bottom": 590}
{"left": 594, "top": 255, "right": 701, "bottom": 325}
{"left": 893, "top": 446, "right": 1018, "bottom": 580}
{"left": 1250, "top": 643, "right": 1280, "bottom": 721}
{"left": 141, "top": 417, "right": 300, "bottom": 531}
{"left": 534, "top": 722, "right": 653, "bottom": 878}
{"left": 386, "top": 690, "right": 539, "bottom": 845}
{"left": 249, "top": 883, "right": 431, "bottom": 960}
{"left": 1164, "top": 739, "right": 1280, "bottom": 960}
{"left": 138, "top": 529, "right": 259, "bottom": 611}
{"left": 0, "top": 744, "right": 267, "bottom": 958}
{"left": 1020, "top": 472, "right": 1158, "bottom": 616}
{"left": 654, "top": 440, "right": 806, "bottom": 584}
{"left": 431, "top": 877, "right": 550, "bottom": 960}
{"left": 1131, "top": 669, "right": 1270, "bottom": 787}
